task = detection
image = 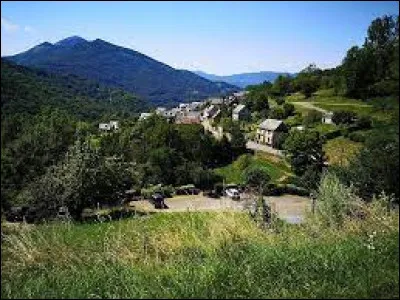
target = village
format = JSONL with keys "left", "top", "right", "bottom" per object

{"left": 99, "top": 90, "right": 334, "bottom": 154}
{"left": 91, "top": 90, "right": 340, "bottom": 224}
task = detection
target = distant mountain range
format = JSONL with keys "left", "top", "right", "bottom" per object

{"left": 193, "top": 70, "right": 297, "bottom": 88}
{"left": 4, "top": 36, "right": 239, "bottom": 106}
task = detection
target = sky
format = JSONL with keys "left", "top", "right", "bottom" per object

{"left": 1, "top": 1, "right": 399, "bottom": 75}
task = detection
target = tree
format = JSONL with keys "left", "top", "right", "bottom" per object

{"left": 244, "top": 167, "right": 272, "bottom": 225}
{"left": 272, "top": 75, "right": 293, "bottom": 96}
{"left": 282, "top": 103, "right": 295, "bottom": 117}
{"left": 303, "top": 110, "right": 323, "bottom": 126}
{"left": 332, "top": 110, "right": 357, "bottom": 125}
{"left": 336, "top": 132, "right": 399, "bottom": 201}
{"left": 283, "top": 130, "right": 325, "bottom": 176}
{"left": 18, "top": 140, "right": 133, "bottom": 220}
{"left": 244, "top": 167, "right": 271, "bottom": 195}
{"left": 268, "top": 107, "right": 285, "bottom": 119}
{"left": 294, "top": 73, "right": 320, "bottom": 98}
{"left": 230, "top": 123, "right": 247, "bottom": 158}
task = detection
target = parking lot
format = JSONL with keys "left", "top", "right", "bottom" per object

{"left": 130, "top": 193, "right": 311, "bottom": 224}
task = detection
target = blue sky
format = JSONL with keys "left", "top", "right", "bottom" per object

{"left": 1, "top": 1, "right": 398, "bottom": 75}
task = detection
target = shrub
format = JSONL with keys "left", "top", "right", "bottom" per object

{"left": 303, "top": 110, "right": 323, "bottom": 126}
{"left": 354, "top": 115, "right": 372, "bottom": 129}
{"left": 315, "top": 172, "right": 361, "bottom": 228}
{"left": 348, "top": 131, "right": 366, "bottom": 143}
{"left": 275, "top": 97, "right": 285, "bottom": 105}
{"left": 332, "top": 110, "right": 357, "bottom": 125}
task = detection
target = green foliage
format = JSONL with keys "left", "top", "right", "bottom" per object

{"left": 341, "top": 15, "right": 399, "bottom": 99}
{"left": 1, "top": 59, "right": 147, "bottom": 119}
{"left": 17, "top": 140, "right": 133, "bottom": 220}
{"left": 243, "top": 166, "right": 271, "bottom": 194}
{"left": 315, "top": 172, "right": 361, "bottom": 228}
{"left": 283, "top": 130, "right": 325, "bottom": 176}
{"left": 1, "top": 211, "right": 398, "bottom": 299}
{"left": 335, "top": 131, "right": 399, "bottom": 201}
{"left": 303, "top": 110, "right": 323, "bottom": 126}
{"left": 332, "top": 110, "right": 357, "bottom": 125}
{"left": 293, "top": 65, "right": 320, "bottom": 98}
{"left": 6, "top": 39, "right": 237, "bottom": 105}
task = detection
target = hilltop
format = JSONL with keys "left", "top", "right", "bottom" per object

{"left": 5, "top": 37, "right": 239, "bottom": 106}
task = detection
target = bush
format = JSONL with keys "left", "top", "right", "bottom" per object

{"left": 348, "top": 131, "right": 366, "bottom": 143}
{"left": 275, "top": 97, "right": 285, "bottom": 105}
{"left": 332, "top": 111, "right": 357, "bottom": 125}
{"left": 354, "top": 115, "right": 372, "bottom": 129}
{"left": 303, "top": 110, "right": 322, "bottom": 126}
{"left": 315, "top": 172, "right": 361, "bottom": 228}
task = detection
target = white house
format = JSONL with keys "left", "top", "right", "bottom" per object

{"left": 256, "top": 119, "right": 288, "bottom": 148}
{"left": 139, "top": 112, "right": 153, "bottom": 121}
{"left": 232, "top": 104, "right": 250, "bottom": 121}
{"left": 322, "top": 112, "right": 333, "bottom": 124}
{"left": 99, "top": 120, "right": 119, "bottom": 131}
{"left": 109, "top": 121, "right": 119, "bottom": 130}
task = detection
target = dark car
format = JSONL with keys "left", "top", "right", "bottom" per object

{"left": 204, "top": 190, "right": 221, "bottom": 198}
{"left": 150, "top": 193, "right": 168, "bottom": 209}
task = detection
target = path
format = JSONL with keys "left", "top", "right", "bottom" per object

{"left": 292, "top": 101, "right": 372, "bottom": 113}
{"left": 292, "top": 101, "right": 329, "bottom": 113}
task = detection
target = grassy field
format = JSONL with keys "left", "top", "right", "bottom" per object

{"left": 2, "top": 202, "right": 399, "bottom": 299}
{"left": 214, "top": 153, "right": 292, "bottom": 184}
{"left": 323, "top": 137, "right": 363, "bottom": 166}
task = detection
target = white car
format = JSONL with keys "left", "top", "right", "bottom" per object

{"left": 225, "top": 188, "right": 240, "bottom": 200}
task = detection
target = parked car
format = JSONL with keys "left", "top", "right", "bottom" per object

{"left": 150, "top": 193, "right": 168, "bottom": 209}
{"left": 204, "top": 190, "right": 220, "bottom": 198}
{"left": 225, "top": 188, "right": 240, "bottom": 200}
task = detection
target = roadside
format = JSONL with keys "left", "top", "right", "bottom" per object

{"left": 130, "top": 193, "right": 311, "bottom": 224}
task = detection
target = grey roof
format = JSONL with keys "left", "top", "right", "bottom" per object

{"left": 233, "top": 104, "right": 247, "bottom": 114}
{"left": 259, "top": 119, "right": 284, "bottom": 130}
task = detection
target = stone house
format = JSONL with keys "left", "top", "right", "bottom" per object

{"left": 256, "top": 119, "right": 288, "bottom": 148}
{"left": 232, "top": 104, "right": 250, "bottom": 121}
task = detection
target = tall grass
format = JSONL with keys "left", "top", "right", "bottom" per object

{"left": 2, "top": 184, "right": 399, "bottom": 298}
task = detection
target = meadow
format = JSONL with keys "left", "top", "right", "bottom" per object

{"left": 2, "top": 174, "right": 399, "bottom": 299}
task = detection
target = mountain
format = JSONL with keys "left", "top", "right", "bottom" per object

{"left": 5, "top": 37, "right": 238, "bottom": 106}
{"left": 1, "top": 59, "right": 148, "bottom": 119}
{"left": 193, "top": 71, "right": 297, "bottom": 88}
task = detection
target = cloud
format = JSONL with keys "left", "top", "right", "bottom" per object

{"left": 1, "top": 16, "right": 19, "bottom": 32}
{"left": 24, "top": 25, "right": 36, "bottom": 34}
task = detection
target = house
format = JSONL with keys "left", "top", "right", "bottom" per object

{"left": 155, "top": 107, "right": 167, "bottom": 114}
{"left": 161, "top": 108, "right": 179, "bottom": 122}
{"left": 99, "top": 123, "right": 111, "bottom": 131}
{"left": 176, "top": 111, "right": 202, "bottom": 124}
{"left": 202, "top": 104, "right": 221, "bottom": 120}
{"left": 188, "top": 101, "right": 203, "bottom": 111}
{"left": 99, "top": 120, "right": 119, "bottom": 131}
{"left": 256, "top": 119, "right": 288, "bottom": 148}
{"left": 322, "top": 112, "right": 333, "bottom": 124}
{"left": 232, "top": 104, "right": 250, "bottom": 121}
{"left": 109, "top": 120, "right": 119, "bottom": 130}
{"left": 233, "top": 91, "right": 248, "bottom": 100}
{"left": 139, "top": 112, "right": 153, "bottom": 121}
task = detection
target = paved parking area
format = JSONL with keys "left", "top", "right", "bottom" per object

{"left": 130, "top": 193, "right": 311, "bottom": 223}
